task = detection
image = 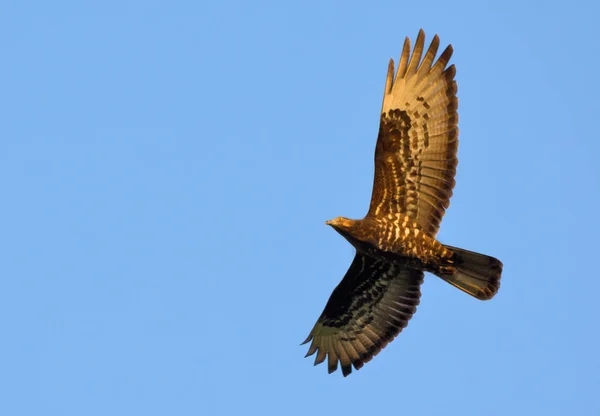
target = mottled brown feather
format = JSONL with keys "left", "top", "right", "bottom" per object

{"left": 370, "top": 30, "right": 459, "bottom": 237}
{"left": 302, "top": 254, "right": 423, "bottom": 377}
{"left": 304, "top": 30, "right": 502, "bottom": 378}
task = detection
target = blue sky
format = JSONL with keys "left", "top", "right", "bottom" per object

{"left": 1, "top": 1, "right": 599, "bottom": 415}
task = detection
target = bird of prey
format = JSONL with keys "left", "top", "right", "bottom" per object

{"left": 302, "top": 29, "right": 502, "bottom": 377}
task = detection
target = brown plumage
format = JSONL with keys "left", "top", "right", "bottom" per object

{"left": 303, "top": 29, "right": 503, "bottom": 377}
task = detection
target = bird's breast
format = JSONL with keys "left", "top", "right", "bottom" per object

{"left": 371, "top": 218, "right": 450, "bottom": 265}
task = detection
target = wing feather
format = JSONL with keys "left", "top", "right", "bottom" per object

{"left": 405, "top": 29, "right": 425, "bottom": 76}
{"left": 396, "top": 36, "right": 412, "bottom": 80}
{"left": 370, "top": 30, "right": 458, "bottom": 236}
{"left": 302, "top": 254, "right": 423, "bottom": 377}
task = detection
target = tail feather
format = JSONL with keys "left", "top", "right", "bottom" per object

{"left": 436, "top": 245, "right": 502, "bottom": 300}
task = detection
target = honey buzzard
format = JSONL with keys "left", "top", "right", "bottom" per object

{"left": 303, "top": 29, "right": 502, "bottom": 377}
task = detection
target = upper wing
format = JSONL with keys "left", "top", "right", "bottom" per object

{"left": 367, "top": 29, "right": 458, "bottom": 237}
{"left": 302, "top": 253, "right": 423, "bottom": 377}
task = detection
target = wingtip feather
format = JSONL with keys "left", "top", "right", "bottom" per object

{"left": 300, "top": 334, "right": 312, "bottom": 346}
{"left": 384, "top": 58, "right": 394, "bottom": 94}
{"left": 406, "top": 29, "right": 426, "bottom": 75}
{"left": 396, "top": 36, "right": 412, "bottom": 80}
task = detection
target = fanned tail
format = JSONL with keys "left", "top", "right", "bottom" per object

{"left": 435, "top": 245, "right": 502, "bottom": 300}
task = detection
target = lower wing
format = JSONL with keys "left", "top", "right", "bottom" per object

{"left": 303, "top": 253, "right": 424, "bottom": 376}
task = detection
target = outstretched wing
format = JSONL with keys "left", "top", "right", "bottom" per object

{"left": 302, "top": 254, "right": 423, "bottom": 377}
{"left": 367, "top": 29, "right": 458, "bottom": 237}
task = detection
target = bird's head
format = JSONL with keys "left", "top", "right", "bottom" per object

{"left": 325, "top": 217, "right": 356, "bottom": 232}
{"left": 325, "top": 217, "right": 354, "bottom": 229}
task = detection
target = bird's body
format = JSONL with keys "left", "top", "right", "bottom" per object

{"left": 326, "top": 216, "right": 452, "bottom": 269}
{"left": 303, "top": 29, "right": 503, "bottom": 377}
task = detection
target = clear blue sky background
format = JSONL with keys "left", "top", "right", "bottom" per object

{"left": 1, "top": 1, "right": 599, "bottom": 415}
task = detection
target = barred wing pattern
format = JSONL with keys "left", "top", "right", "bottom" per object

{"left": 302, "top": 254, "right": 423, "bottom": 377}
{"left": 368, "top": 29, "right": 458, "bottom": 237}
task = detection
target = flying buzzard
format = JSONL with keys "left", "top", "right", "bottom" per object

{"left": 303, "top": 29, "right": 502, "bottom": 377}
